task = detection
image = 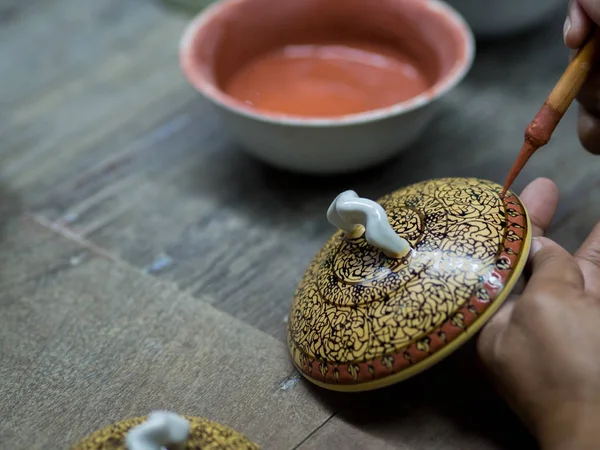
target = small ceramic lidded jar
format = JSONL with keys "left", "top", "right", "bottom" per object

{"left": 287, "top": 177, "right": 531, "bottom": 392}
{"left": 71, "top": 411, "right": 260, "bottom": 450}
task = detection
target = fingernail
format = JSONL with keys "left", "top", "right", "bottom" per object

{"left": 563, "top": 16, "right": 571, "bottom": 44}
{"left": 530, "top": 237, "right": 543, "bottom": 257}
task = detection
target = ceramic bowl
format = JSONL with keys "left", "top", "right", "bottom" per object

{"left": 446, "top": 0, "right": 566, "bottom": 37}
{"left": 180, "top": 0, "right": 475, "bottom": 174}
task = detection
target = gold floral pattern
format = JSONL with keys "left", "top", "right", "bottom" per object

{"left": 71, "top": 416, "right": 260, "bottom": 450}
{"left": 287, "top": 178, "right": 529, "bottom": 390}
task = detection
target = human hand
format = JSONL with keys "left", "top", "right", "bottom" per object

{"left": 564, "top": 0, "right": 600, "bottom": 154}
{"left": 477, "top": 178, "right": 600, "bottom": 450}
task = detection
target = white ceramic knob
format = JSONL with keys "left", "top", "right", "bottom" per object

{"left": 327, "top": 190, "right": 410, "bottom": 258}
{"left": 125, "top": 411, "right": 190, "bottom": 450}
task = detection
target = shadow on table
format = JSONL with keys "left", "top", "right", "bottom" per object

{"left": 473, "top": 7, "right": 565, "bottom": 45}
{"left": 302, "top": 340, "right": 537, "bottom": 449}
{"left": 467, "top": 12, "right": 568, "bottom": 90}
{"left": 201, "top": 113, "right": 505, "bottom": 232}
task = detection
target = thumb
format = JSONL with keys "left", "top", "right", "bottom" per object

{"left": 477, "top": 295, "right": 516, "bottom": 365}
{"left": 527, "top": 237, "right": 584, "bottom": 291}
{"left": 477, "top": 237, "right": 581, "bottom": 362}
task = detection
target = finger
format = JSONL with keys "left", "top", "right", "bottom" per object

{"left": 565, "top": 0, "right": 593, "bottom": 48}
{"left": 518, "top": 178, "right": 559, "bottom": 238}
{"left": 574, "top": 30, "right": 600, "bottom": 156}
{"left": 577, "top": 105, "right": 600, "bottom": 154}
{"left": 578, "top": 0, "right": 600, "bottom": 29}
{"left": 574, "top": 220, "right": 600, "bottom": 295}
{"left": 577, "top": 64, "right": 600, "bottom": 117}
{"left": 477, "top": 295, "right": 517, "bottom": 363}
{"left": 527, "top": 237, "right": 584, "bottom": 291}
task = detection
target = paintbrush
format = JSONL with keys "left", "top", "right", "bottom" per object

{"left": 501, "top": 30, "right": 598, "bottom": 197}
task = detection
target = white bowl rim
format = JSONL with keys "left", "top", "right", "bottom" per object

{"left": 179, "top": 0, "right": 476, "bottom": 128}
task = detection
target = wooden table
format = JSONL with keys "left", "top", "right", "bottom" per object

{"left": 1, "top": 1, "right": 597, "bottom": 448}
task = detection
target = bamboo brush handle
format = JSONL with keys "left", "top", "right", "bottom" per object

{"left": 526, "top": 30, "right": 597, "bottom": 148}
{"left": 548, "top": 32, "right": 597, "bottom": 113}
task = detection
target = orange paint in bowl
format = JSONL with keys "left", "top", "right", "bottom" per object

{"left": 223, "top": 40, "right": 433, "bottom": 117}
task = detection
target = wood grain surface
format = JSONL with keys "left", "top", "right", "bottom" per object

{"left": 1, "top": 0, "right": 597, "bottom": 448}
{"left": 0, "top": 217, "right": 332, "bottom": 449}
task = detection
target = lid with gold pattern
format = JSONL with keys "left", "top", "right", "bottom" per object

{"left": 287, "top": 177, "right": 531, "bottom": 392}
{"left": 72, "top": 411, "right": 260, "bottom": 450}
